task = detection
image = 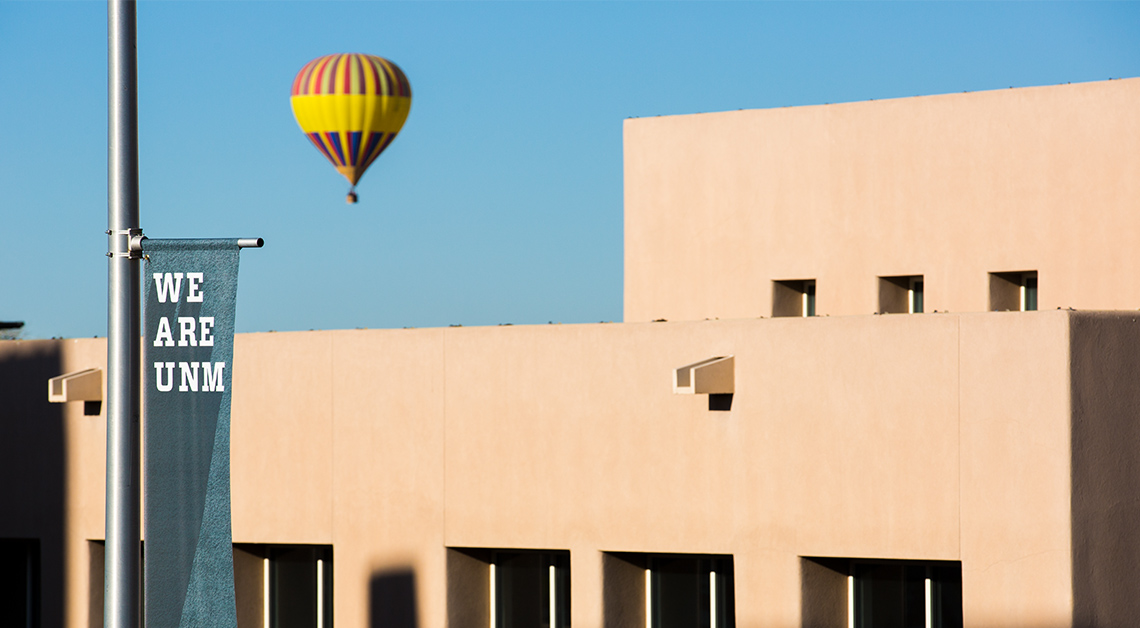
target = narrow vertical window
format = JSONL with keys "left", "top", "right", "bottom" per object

{"left": 909, "top": 278, "right": 924, "bottom": 314}
{"left": 1021, "top": 272, "right": 1038, "bottom": 311}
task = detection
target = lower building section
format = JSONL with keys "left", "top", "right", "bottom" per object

{"left": 80, "top": 542, "right": 976, "bottom": 628}
{"left": 14, "top": 313, "right": 1140, "bottom": 628}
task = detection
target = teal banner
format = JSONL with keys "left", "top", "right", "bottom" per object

{"left": 143, "top": 239, "right": 243, "bottom": 628}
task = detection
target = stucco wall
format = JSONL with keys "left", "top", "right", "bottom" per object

{"left": 959, "top": 312, "right": 1073, "bottom": 628}
{"left": 624, "top": 78, "right": 1140, "bottom": 323}
{"left": 12, "top": 310, "right": 1127, "bottom": 627}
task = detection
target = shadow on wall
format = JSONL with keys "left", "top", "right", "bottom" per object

{"left": 0, "top": 341, "right": 66, "bottom": 628}
{"left": 370, "top": 567, "right": 417, "bottom": 628}
{"left": 602, "top": 552, "right": 647, "bottom": 628}
{"left": 1069, "top": 314, "right": 1140, "bottom": 627}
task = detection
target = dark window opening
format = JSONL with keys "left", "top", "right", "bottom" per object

{"left": 0, "top": 539, "right": 40, "bottom": 628}
{"left": 230, "top": 543, "right": 333, "bottom": 628}
{"left": 493, "top": 550, "right": 570, "bottom": 628}
{"left": 853, "top": 560, "right": 962, "bottom": 628}
{"left": 878, "top": 276, "right": 924, "bottom": 314}
{"left": 269, "top": 546, "right": 332, "bottom": 628}
{"left": 648, "top": 554, "right": 734, "bottom": 628}
{"left": 989, "top": 271, "right": 1037, "bottom": 312}
{"left": 772, "top": 279, "right": 817, "bottom": 317}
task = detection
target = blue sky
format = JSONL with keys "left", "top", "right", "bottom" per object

{"left": 2, "top": 1, "right": 1138, "bottom": 339}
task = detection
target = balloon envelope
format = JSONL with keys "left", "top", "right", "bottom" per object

{"left": 290, "top": 53, "right": 411, "bottom": 187}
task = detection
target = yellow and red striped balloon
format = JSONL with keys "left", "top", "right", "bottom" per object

{"left": 290, "top": 53, "right": 412, "bottom": 203}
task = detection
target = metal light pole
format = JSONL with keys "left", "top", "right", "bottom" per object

{"left": 106, "top": 1, "right": 141, "bottom": 627}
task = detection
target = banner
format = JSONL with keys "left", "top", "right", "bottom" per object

{"left": 143, "top": 239, "right": 244, "bottom": 628}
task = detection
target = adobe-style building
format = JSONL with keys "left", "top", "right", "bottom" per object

{"left": 2, "top": 77, "right": 1138, "bottom": 628}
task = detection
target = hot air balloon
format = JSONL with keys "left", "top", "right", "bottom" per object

{"left": 290, "top": 53, "right": 412, "bottom": 203}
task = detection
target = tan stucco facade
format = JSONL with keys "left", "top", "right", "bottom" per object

{"left": 5, "top": 311, "right": 1140, "bottom": 627}
{"left": 2, "top": 79, "right": 1139, "bottom": 628}
{"left": 624, "top": 78, "right": 1140, "bottom": 322}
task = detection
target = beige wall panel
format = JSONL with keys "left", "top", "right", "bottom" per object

{"left": 625, "top": 79, "right": 1140, "bottom": 323}
{"left": 959, "top": 311, "right": 1073, "bottom": 628}
{"left": 441, "top": 316, "right": 960, "bottom": 627}
{"left": 328, "top": 329, "right": 447, "bottom": 628}
{"left": 572, "top": 546, "right": 603, "bottom": 628}
{"left": 442, "top": 321, "right": 746, "bottom": 552}
{"left": 59, "top": 338, "right": 108, "bottom": 628}
{"left": 443, "top": 318, "right": 958, "bottom": 555}
{"left": 743, "top": 315, "right": 960, "bottom": 561}
{"left": 230, "top": 332, "right": 334, "bottom": 542}
{"left": 735, "top": 549, "right": 804, "bottom": 628}
{"left": 58, "top": 338, "right": 108, "bottom": 541}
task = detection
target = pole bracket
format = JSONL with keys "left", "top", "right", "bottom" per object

{"left": 106, "top": 228, "right": 145, "bottom": 259}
